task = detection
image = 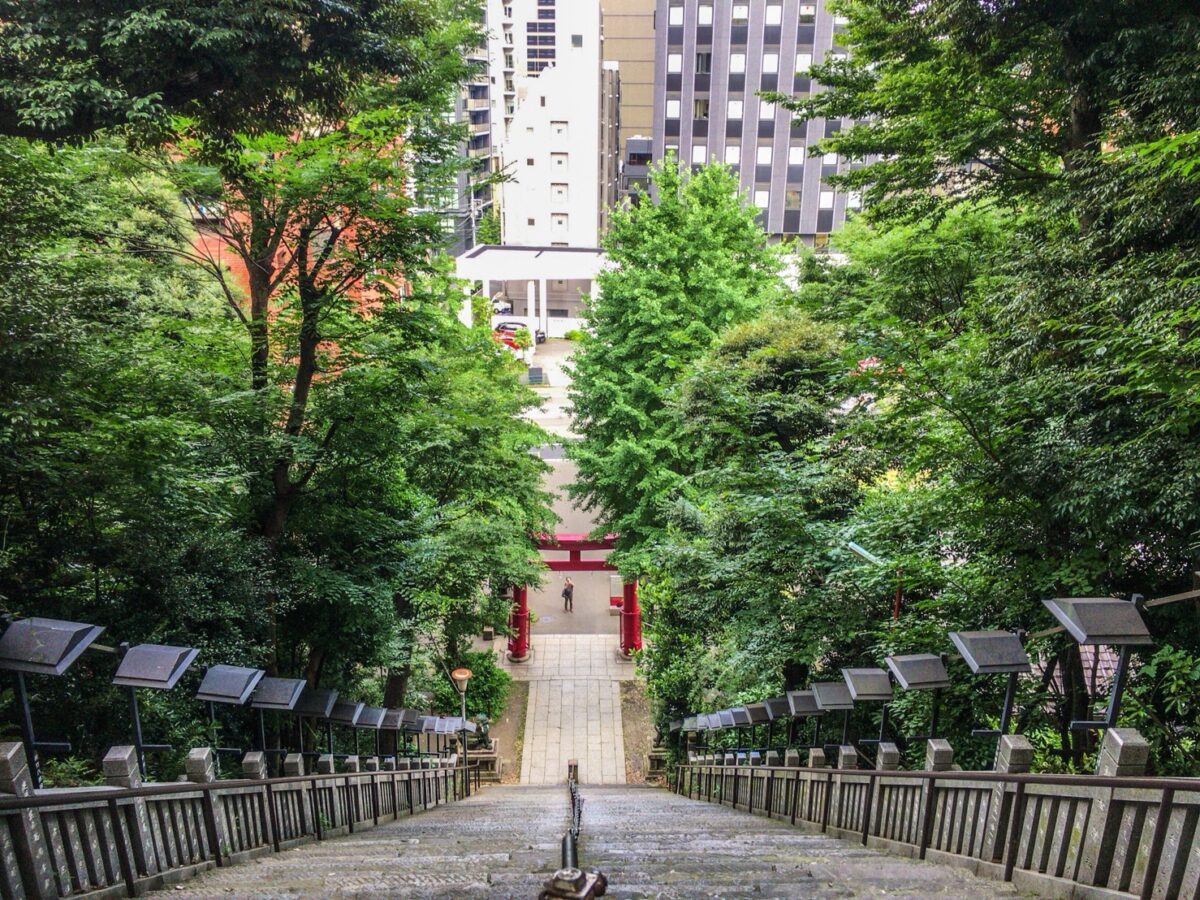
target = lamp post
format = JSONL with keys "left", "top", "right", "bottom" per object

{"left": 451, "top": 667, "right": 473, "bottom": 796}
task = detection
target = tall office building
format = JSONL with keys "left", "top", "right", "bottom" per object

{"left": 599, "top": 0, "right": 657, "bottom": 197}
{"left": 651, "top": 0, "right": 861, "bottom": 245}
{"left": 445, "top": 44, "right": 494, "bottom": 255}
{"left": 486, "top": 0, "right": 620, "bottom": 247}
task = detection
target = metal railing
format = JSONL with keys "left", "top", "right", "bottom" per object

{"left": 674, "top": 762, "right": 1200, "bottom": 899}
{"left": 540, "top": 760, "right": 606, "bottom": 899}
{"left": 0, "top": 756, "right": 480, "bottom": 898}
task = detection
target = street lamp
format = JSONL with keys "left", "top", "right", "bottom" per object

{"left": 451, "top": 667, "right": 473, "bottom": 796}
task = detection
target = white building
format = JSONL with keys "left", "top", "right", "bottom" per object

{"left": 486, "top": 0, "right": 619, "bottom": 247}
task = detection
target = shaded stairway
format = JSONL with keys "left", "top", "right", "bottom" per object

{"left": 170, "top": 784, "right": 1017, "bottom": 898}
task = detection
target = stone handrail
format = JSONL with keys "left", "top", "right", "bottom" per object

{"left": 0, "top": 742, "right": 480, "bottom": 898}
{"left": 674, "top": 742, "right": 1200, "bottom": 899}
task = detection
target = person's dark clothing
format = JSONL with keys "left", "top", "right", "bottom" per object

{"left": 562, "top": 582, "right": 574, "bottom": 611}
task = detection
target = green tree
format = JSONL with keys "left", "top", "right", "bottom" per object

{"left": 568, "top": 159, "right": 783, "bottom": 557}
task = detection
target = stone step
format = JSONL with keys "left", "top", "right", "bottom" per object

{"left": 169, "top": 783, "right": 1019, "bottom": 898}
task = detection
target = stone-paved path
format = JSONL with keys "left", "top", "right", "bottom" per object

{"left": 501, "top": 634, "right": 634, "bottom": 785}
{"left": 170, "top": 783, "right": 1019, "bottom": 899}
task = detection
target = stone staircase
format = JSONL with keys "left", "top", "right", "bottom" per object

{"left": 170, "top": 784, "right": 1018, "bottom": 898}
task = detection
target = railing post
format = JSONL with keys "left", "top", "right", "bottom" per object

{"left": 1139, "top": 787, "right": 1175, "bottom": 900}
{"left": 861, "top": 773, "right": 877, "bottom": 846}
{"left": 1077, "top": 728, "right": 1150, "bottom": 887}
{"left": 186, "top": 748, "right": 229, "bottom": 865}
{"left": 1002, "top": 780, "right": 1026, "bottom": 881}
{"left": 982, "top": 735, "right": 1032, "bottom": 862}
{"left": 106, "top": 796, "right": 138, "bottom": 898}
{"left": 918, "top": 776, "right": 939, "bottom": 860}
{"left": 103, "top": 746, "right": 160, "bottom": 877}
{"left": 344, "top": 776, "right": 356, "bottom": 833}
{"left": 0, "top": 742, "right": 58, "bottom": 898}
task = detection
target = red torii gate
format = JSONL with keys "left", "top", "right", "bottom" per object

{"left": 506, "top": 532, "right": 641, "bottom": 662}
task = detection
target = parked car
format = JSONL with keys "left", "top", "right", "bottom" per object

{"left": 491, "top": 297, "right": 512, "bottom": 314}
{"left": 494, "top": 320, "right": 546, "bottom": 344}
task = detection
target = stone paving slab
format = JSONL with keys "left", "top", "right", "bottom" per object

{"left": 521, "top": 677, "right": 625, "bottom": 785}
{"left": 499, "top": 634, "right": 636, "bottom": 682}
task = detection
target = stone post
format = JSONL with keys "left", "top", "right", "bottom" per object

{"left": 875, "top": 742, "right": 900, "bottom": 771}
{"left": 0, "top": 743, "right": 58, "bottom": 898}
{"left": 103, "top": 746, "right": 160, "bottom": 877}
{"left": 316, "top": 755, "right": 335, "bottom": 775}
{"left": 784, "top": 749, "right": 801, "bottom": 767}
{"left": 363, "top": 757, "right": 380, "bottom": 772}
{"left": 836, "top": 746, "right": 857, "bottom": 770}
{"left": 1078, "top": 729, "right": 1151, "bottom": 885}
{"left": 343, "top": 756, "right": 361, "bottom": 773}
{"left": 807, "top": 748, "right": 826, "bottom": 768}
{"left": 924, "top": 739, "right": 954, "bottom": 772}
{"left": 185, "top": 748, "right": 216, "bottom": 784}
{"left": 282, "top": 753, "right": 303, "bottom": 777}
{"left": 380, "top": 757, "right": 396, "bottom": 771}
{"left": 765, "top": 750, "right": 783, "bottom": 766}
{"left": 982, "top": 735, "right": 1033, "bottom": 862}
{"left": 184, "top": 748, "right": 232, "bottom": 862}
{"left": 241, "top": 751, "right": 267, "bottom": 780}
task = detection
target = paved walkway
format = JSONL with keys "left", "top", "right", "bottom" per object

{"left": 501, "top": 635, "right": 634, "bottom": 785}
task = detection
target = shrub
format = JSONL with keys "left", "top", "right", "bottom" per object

{"left": 431, "top": 650, "right": 512, "bottom": 720}
{"left": 563, "top": 329, "right": 585, "bottom": 341}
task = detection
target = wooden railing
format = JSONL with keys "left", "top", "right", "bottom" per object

{"left": 673, "top": 762, "right": 1200, "bottom": 899}
{"left": 0, "top": 758, "right": 480, "bottom": 899}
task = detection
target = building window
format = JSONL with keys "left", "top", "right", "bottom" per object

{"left": 537, "top": 7, "right": 555, "bottom": 19}
{"left": 732, "top": 3, "right": 749, "bottom": 23}
{"left": 692, "top": 144, "right": 708, "bottom": 164}
{"left": 822, "top": 151, "right": 838, "bottom": 165}
{"left": 668, "top": 4, "right": 683, "bottom": 25}
{"left": 694, "top": 98, "right": 710, "bottom": 119}
{"left": 698, "top": 4, "right": 713, "bottom": 25}
{"left": 504, "top": 5, "right": 512, "bottom": 16}
{"left": 754, "top": 189, "right": 769, "bottom": 209}
{"left": 695, "top": 51, "right": 712, "bottom": 74}
{"left": 552, "top": 120, "right": 568, "bottom": 137}
{"left": 526, "top": 158, "right": 535, "bottom": 166}
{"left": 528, "top": 218, "right": 536, "bottom": 225}
{"left": 789, "top": 145, "right": 805, "bottom": 165}
{"left": 666, "top": 143, "right": 679, "bottom": 155}
{"left": 819, "top": 190, "right": 834, "bottom": 209}
{"left": 552, "top": 183, "right": 569, "bottom": 201}
{"left": 552, "top": 213, "right": 568, "bottom": 231}
{"left": 785, "top": 189, "right": 801, "bottom": 209}
{"left": 799, "top": 4, "right": 816, "bottom": 23}
{"left": 668, "top": 53, "right": 682, "bottom": 74}
{"left": 834, "top": 14, "right": 849, "bottom": 26}
{"left": 796, "top": 52, "right": 812, "bottom": 74}
{"left": 730, "top": 52, "right": 746, "bottom": 74}
{"left": 572, "top": 34, "right": 583, "bottom": 47}
{"left": 540, "top": 96, "right": 547, "bottom": 107}
{"left": 725, "top": 144, "right": 741, "bottom": 165}
{"left": 760, "top": 100, "right": 776, "bottom": 120}
{"left": 666, "top": 98, "right": 681, "bottom": 118}
{"left": 848, "top": 191, "right": 862, "bottom": 209}
{"left": 727, "top": 99, "right": 743, "bottom": 119}
{"left": 765, "top": 4, "right": 782, "bottom": 25}
{"left": 552, "top": 153, "right": 568, "bottom": 170}
{"left": 756, "top": 145, "right": 772, "bottom": 165}
{"left": 763, "top": 53, "right": 779, "bottom": 74}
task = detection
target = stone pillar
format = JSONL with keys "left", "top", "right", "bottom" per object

{"left": 241, "top": 751, "right": 267, "bottom": 780}
{"left": 316, "top": 754, "right": 335, "bottom": 775}
{"left": 982, "top": 735, "right": 1033, "bottom": 861}
{"left": 363, "top": 757, "right": 379, "bottom": 772}
{"left": 723, "top": 752, "right": 735, "bottom": 767}
{"left": 924, "top": 739, "right": 954, "bottom": 772}
{"left": 343, "top": 756, "right": 361, "bottom": 773}
{"left": 765, "top": 750, "right": 783, "bottom": 766}
{"left": 526, "top": 280, "right": 536, "bottom": 321}
{"left": 380, "top": 757, "right": 396, "bottom": 771}
{"left": 807, "top": 748, "right": 827, "bottom": 768}
{"left": 1078, "top": 729, "right": 1152, "bottom": 885}
{"left": 282, "top": 753, "right": 303, "bottom": 777}
{"left": 784, "top": 749, "right": 801, "bottom": 767}
{"left": 620, "top": 581, "right": 642, "bottom": 655}
{"left": 0, "top": 743, "right": 58, "bottom": 898}
{"left": 103, "top": 746, "right": 160, "bottom": 877}
{"left": 875, "top": 742, "right": 900, "bottom": 771}
{"left": 185, "top": 748, "right": 217, "bottom": 784}
{"left": 836, "top": 746, "right": 857, "bottom": 770}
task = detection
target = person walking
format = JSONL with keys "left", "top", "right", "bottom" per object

{"left": 562, "top": 577, "right": 574, "bottom": 612}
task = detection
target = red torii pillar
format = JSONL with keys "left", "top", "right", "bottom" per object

{"left": 504, "top": 532, "right": 641, "bottom": 661}
{"left": 506, "top": 585, "right": 530, "bottom": 662}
